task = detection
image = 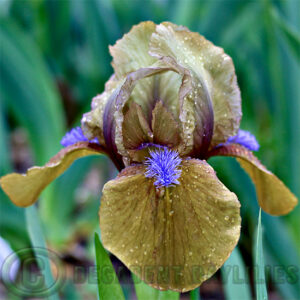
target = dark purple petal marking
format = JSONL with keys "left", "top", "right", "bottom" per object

{"left": 225, "top": 129, "right": 260, "bottom": 151}
{"left": 145, "top": 148, "right": 182, "bottom": 187}
{"left": 60, "top": 127, "right": 98, "bottom": 147}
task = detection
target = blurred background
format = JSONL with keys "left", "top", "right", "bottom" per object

{"left": 0, "top": 0, "right": 299, "bottom": 299}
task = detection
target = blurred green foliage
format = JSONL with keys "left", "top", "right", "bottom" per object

{"left": 0, "top": 0, "right": 299, "bottom": 299}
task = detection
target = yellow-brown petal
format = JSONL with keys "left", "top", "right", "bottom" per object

{"left": 207, "top": 144, "right": 298, "bottom": 216}
{"left": 100, "top": 159, "right": 241, "bottom": 291}
{"left": 0, "top": 142, "right": 104, "bottom": 207}
{"left": 149, "top": 22, "right": 241, "bottom": 148}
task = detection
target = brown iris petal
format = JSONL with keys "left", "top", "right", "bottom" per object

{"left": 100, "top": 159, "right": 241, "bottom": 291}
{"left": 207, "top": 144, "right": 298, "bottom": 216}
{"left": 0, "top": 142, "right": 104, "bottom": 207}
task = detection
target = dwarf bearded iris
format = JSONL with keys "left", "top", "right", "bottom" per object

{"left": 0, "top": 21, "right": 297, "bottom": 292}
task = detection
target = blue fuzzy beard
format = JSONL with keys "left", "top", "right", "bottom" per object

{"left": 144, "top": 148, "right": 182, "bottom": 187}
{"left": 60, "top": 126, "right": 99, "bottom": 147}
{"left": 226, "top": 129, "right": 260, "bottom": 151}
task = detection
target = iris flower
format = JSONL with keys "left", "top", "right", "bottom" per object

{"left": 0, "top": 22, "right": 297, "bottom": 292}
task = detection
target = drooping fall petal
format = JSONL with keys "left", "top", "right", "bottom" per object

{"left": 149, "top": 22, "right": 241, "bottom": 149}
{"left": 99, "top": 159, "right": 241, "bottom": 292}
{"left": 0, "top": 142, "right": 104, "bottom": 207}
{"left": 207, "top": 144, "right": 298, "bottom": 216}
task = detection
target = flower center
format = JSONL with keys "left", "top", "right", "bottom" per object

{"left": 144, "top": 148, "right": 182, "bottom": 187}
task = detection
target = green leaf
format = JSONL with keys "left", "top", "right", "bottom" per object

{"left": 221, "top": 2, "right": 261, "bottom": 47}
{"left": 94, "top": 233, "right": 125, "bottom": 300}
{"left": 133, "top": 273, "right": 159, "bottom": 300}
{"left": 262, "top": 215, "right": 300, "bottom": 299}
{"left": 25, "top": 205, "right": 60, "bottom": 300}
{"left": 157, "top": 290, "right": 180, "bottom": 300}
{"left": 221, "top": 247, "right": 251, "bottom": 300}
{"left": 0, "top": 18, "right": 66, "bottom": 233}
{"left": 171, "top": 0, "right": 195, "bottom": 27}
{"left": 270, "top": 7, "right": 300, "bottom": 62}
{"left": 0, "top": 19, "right": 65, "bottom": 164}
{"left": 254, "top": 209, "right": 268, "bottom": 300}
{"left": 132, "top": 273, "right": 179, "bottom": 300}
{"left": 190, "top": 287, "right": 200, "bottom": 300}
{"left": 0, "top": 100, "right": 29, "bottom": 249}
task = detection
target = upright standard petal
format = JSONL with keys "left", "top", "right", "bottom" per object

{"left": 103, "top": 63, "right": 175, "bottom": 164}
{"left": 81, "top": 74, "right": 120, "bottom": 146}
{"left": 154, "top": 57, "right": 214, "bottom": 158}
{"left": 151, "top": 101, "right": 181, "bottom": 148}
{"left": 99, "top": 159, "right": 241, "bottom": 291}
{"left": 207, "top": 144, "right": 298, "bottom": 215}
{"left": 109, "top": 21, "right": 156, "bottom": 78}
{"left": 122, "top": 102, "right": 153, "bottom": 150}
{"left": 109, "top": 21, "right": 182, "bottom": 123}
{"left": 0, "top": 142, "right": 104, "bottom": 207}
{"left": 149, "top": 22, "right": 241, "bottom": 149}
{"left": 103, "top": 61, "right": 201, "bottom": 163}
